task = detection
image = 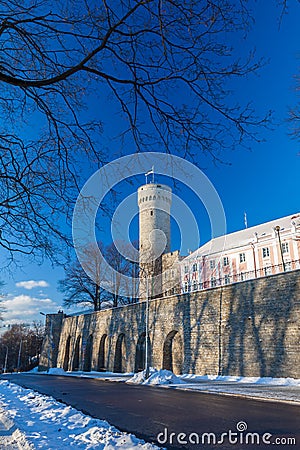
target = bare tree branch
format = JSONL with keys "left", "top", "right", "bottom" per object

{"left": 0, "top": 0, "right": 270, "bottom": 265}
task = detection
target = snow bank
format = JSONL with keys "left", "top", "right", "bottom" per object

{"left": 126, "top": 367, "right": 158, "bottom": 384}
{"left": 46, "top": 367, "right": 66, "bottom": 375}
{"left": 180, "top": 374, "right": 300, "bottom": 386}
{"left": 127, "top": 368, "right": 185, "bottom": 385}
{"left": 145, "top": 369, "right": 185, "bottom": 385}
{"left": 0, "top": 380, "right": 160, "bottom": 449}
{"left": 36, "top": 367, "right": 300, "bottom": 387}
{"left": 38, "top": 368, "right": 133, "bottom": 381}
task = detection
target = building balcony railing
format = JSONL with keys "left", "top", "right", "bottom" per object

{"left": 182, "top": 259, "right": 300, "bottom": 293}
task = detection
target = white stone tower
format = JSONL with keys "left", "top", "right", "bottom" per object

{"left": 138, "top": 180, "right": 172, "bottom": 298}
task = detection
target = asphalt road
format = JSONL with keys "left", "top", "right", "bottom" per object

{"left": 1, "top": 373, "right": 299, "bottom": 450}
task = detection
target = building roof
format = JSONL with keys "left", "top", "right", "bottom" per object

{"left": 183, "top": 213, "right": 300, "bottom": 261}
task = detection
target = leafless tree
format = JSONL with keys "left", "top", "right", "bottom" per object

{"left": 59, "top": 241, "right": 138, "bottom": 310}
{"left": 0, "top": 322, "right": 44, "bottom": 372}
{"left": 106, "top": 240, "right": 139, "bottom": 306}
{"left": 280, "top": 0, "right": 300, "bottom": 142}
{"left": 0, "top": 0, "right": 268, "bottom": 265}
{"left": 59, "top": 243, "right": 108, "bottom": 311}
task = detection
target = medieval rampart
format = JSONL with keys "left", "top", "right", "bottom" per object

{"left": 40, "top": 269, "right": 300, "bottom": 378}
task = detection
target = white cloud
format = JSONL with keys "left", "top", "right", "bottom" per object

{"left": 1, "top": 294, "right": 60, "bottom": 327}
{"left": 16, "top": 280, "right": 50, "bottom": 290}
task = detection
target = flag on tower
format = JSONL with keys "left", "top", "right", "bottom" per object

{"left": 145, "top": 166, "right": 155, "bottom": 183}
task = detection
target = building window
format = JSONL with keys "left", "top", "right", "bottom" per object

{"left": 210, "top": 260, "right": 215, "bottom": 269}
{"left": 150, "top": 210, "right": 153, "bottom": 216}
{"left": 184, "top": 265, "right": 189, "bottom": 274}
{"left": 239, "top": 253, "right": 246, "bottom": 263}
{"left": 223, "top": 256, "right": 229, "bottom": 266}
{"left": 262, "top": 247, "right": 270, "bottom": 258}
{"left": 264, "top": 266, "right": 272, "bottom": 276}
{"left": 285, "top": 262, "right": 292, "bottom": 271}
{"left": 192, "top": 263, "right": 197, "bottom": 272}
{"left": 282, "top": 242, "right": 289, "bottom": 254}
{"left": 211, "top": 277, "right": 217, "bottom": 287}
{"left": 199, "top": 282, "right": 203, "bottom": 290}
{"left": 184, "top": 283, "right": 189, "bottom": 292}
{"left": 193, "top": 282, "right": 197, "bottom": 291}
{"left": 240, "top": 272, "right": 246, "bottom": 281}
{"left": 224, "top": 275, "right": 230, "bottom": 285}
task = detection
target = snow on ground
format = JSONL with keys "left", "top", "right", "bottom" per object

{"left": 127, "top": 369, "right": 185, "bottom": 385}
{"left": 0, "top": 380, "right": 161, "bottom": 449}
{"left": 175, "top": 374, "right": 300, "bottom": 403}
{"left": 37, "top": 367, "right": 132, "bottom": 382}
{"left": 30, "top": 367, "right": 300, "bottom": 403}
{"left": 37, "top": 367, "right": 300, "bottom": 387}
{"left": 125, "top": 370, "right": 300, "bottom": 403}
{"left": 180, "top": 374, "right": 300, "bottom": 386}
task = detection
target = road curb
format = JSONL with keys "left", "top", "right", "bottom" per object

{"left": 167, "top": 385, "right": 300, "bottom": 406}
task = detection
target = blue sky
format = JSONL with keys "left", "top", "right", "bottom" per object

{"left": 1, "top": 0, "right": 300, "bottom": 330}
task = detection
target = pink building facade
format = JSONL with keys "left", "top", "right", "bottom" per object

{"left": 180, "top": 213, "right": 300, "bottom": 294}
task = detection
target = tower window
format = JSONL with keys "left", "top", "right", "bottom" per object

{"left": 149, "top": 196, "right": 152, "bottom": 200}
{"left": 150, "top": 210, "right": 153, "bottom": 216}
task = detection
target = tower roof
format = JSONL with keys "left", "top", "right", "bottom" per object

{"left": 138, "top": 182, "right": 171, "bottom": 191}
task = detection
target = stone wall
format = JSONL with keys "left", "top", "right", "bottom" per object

{"left": 47, "top": 270, "right": 300, "bottom": 378}
{"left": 39, "top": 311, "right": 66, "bottom": 371}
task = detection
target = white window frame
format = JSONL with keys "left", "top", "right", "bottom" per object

{"left": 285, "top": 262, "right": 292, "bottom": 271}
{"left": 262, "top": 247, "right": 270, "bottom": 258}
{"left": 239, "top": 253, "right": 246, "bottom": 263}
